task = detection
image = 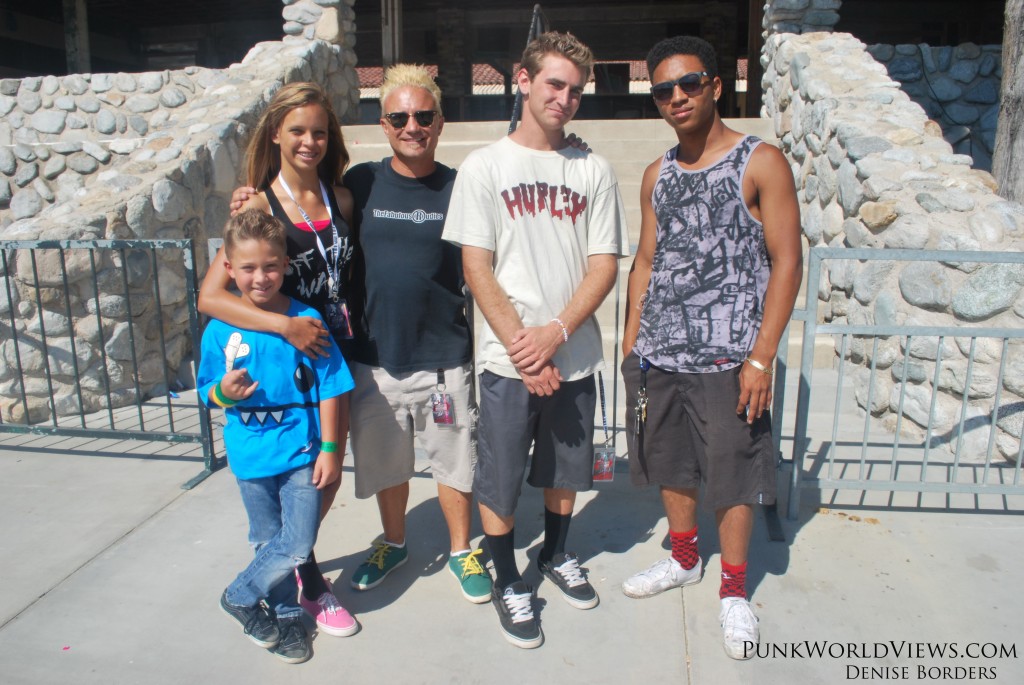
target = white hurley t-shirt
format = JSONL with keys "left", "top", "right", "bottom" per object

{"left": 442, "top": 136, "right": 630, "bottom": 381}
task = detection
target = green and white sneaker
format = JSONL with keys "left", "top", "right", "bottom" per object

{"left": 351, "top": 541, "right": 408, "bottom": 590}
{"left": 448, "top": 549, "right": 492, "bottom": 604}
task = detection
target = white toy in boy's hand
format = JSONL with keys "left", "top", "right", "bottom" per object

{"left": 224, "top": 331, "right": 252, "bottom": 372}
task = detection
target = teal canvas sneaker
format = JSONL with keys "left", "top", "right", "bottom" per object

{"left": 351, "top": 541, "right": 408, "bottom": 590}
{"left": 448, "top": 549, "right": 492, "bottom": 604}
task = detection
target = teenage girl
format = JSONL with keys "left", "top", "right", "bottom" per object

{"left": 198, "top": 82, "right": 358, "bottom": 637}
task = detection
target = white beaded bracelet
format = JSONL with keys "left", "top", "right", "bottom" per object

{"left": 551, "top": 318, "right": 569, "bottom": 342}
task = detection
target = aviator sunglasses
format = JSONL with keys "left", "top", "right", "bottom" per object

{"left": 650, "top": 71, "right": 710, "bottom": 102}
{"left": 383, "top": 110, "right": 438, "bottom": 129}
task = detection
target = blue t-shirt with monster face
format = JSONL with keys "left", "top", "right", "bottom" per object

{"left": 197, "top": 299, "right": 353, "bottom": 480}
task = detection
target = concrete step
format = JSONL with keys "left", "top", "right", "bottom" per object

{"left": 346, "top": 141, "right": 668, "bottom": 176}
{"left": 345, "top": 117, "right": 778, "bottom": 168}
{"left": 566, "top": 117, "right": 776, "bottom": 143}
{"left": 345, "top": 118, "right": 777, "bottom": 244}
{"left": 347, "top": 117, "right": 776, "bottom": 146}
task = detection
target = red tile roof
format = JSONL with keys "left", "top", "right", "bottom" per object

{"left": 472, "top": 63, "right": 504, "bottom": 85}
{"left": 357, "top": 64, "right": 438, "bottom": 88}
{"left": 358, "top": 59, "right": 749, "bottom": 88}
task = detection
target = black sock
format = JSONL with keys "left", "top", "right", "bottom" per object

{"left": 486, "top": 529, "right": 522, "bottom": 590}
{"left": 538, "top": 508, "right": 572, "bottom": 565}
{"left": 296, "top": 550, "right": 329, "bottom": 600}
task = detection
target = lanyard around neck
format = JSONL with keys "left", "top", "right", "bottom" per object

{"left": 276, "top": 174, "right": 341, "bottom": 299}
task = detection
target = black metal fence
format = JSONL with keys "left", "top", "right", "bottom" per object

{"left": 0, "top": 238, "right": 219, "bottom": 488}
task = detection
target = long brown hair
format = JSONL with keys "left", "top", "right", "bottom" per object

{"left": 245, "top": 82, "right": 349, "bottom": 190}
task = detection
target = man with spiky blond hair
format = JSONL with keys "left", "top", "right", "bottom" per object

{"left": 339, "top": 64, "right": 490, "bottom": 602}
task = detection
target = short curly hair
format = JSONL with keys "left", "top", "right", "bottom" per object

{"left": 646, "top": 36, "right": 719, "bottom": 80}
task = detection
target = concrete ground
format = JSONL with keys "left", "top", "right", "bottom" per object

{"left": 1, "top": 387, "right": 1023, "bottom": 684}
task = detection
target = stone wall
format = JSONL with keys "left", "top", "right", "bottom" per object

{"left": 282, "top": 0, "right": 358, "bottom": 46}
{"left": 0, "top": 33, "right": 359, "bottom": 424}
{"left": 763, "top": 0, "right": 842, "bottom": 38}
{"left": 867, "top": 43, "right": 1001, "bottom": 172}
{"left": 1, "top": 2, "right": 359, "bottom": 230}
{"left": 762, "top": 31, "right": 1024, "bottom": 462}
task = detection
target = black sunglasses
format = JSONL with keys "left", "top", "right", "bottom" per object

{"left": 383, "top": 110, "right": 438, "bottom": 129}
{"left": 650, "top": 71, "right": 710, "bottom": 102}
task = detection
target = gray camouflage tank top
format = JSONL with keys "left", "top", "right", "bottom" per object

{"left": 635, "top": 136, "right": 770, "bottom": 373}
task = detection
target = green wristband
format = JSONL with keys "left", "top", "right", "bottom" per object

{"left": 213, "top": 382, "right": 239, "bottom": 408}
{"left": 321, "top": 441, "right": 338, "bottom": 453}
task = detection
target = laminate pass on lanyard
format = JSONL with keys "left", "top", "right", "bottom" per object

{"left": 431, "top": 369, "right": 456, "bottom": 426}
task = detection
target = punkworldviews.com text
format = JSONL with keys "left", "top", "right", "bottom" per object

{"left": 743, "top": 641, "right": 1017, "bottom": 660}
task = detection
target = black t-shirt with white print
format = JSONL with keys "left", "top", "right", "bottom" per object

{"left": 342, "top": 158, "right": 472, "bottom": 374}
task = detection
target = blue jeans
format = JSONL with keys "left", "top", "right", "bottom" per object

{"left": 225, "top": 464, "right": 321, "bottom": 619}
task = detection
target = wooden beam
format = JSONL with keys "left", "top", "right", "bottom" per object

{"left": 381, "top": 0, "right": 403, "bottom": 67}
{"left": 63, "top": 0, "right": 92, "bottom": 73}
{"left": 745, "top": 0, "right": 764, "bottom": 117}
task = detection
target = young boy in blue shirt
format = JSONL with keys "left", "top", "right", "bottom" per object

{"left": 197, "top": 209, "right": 354, "bottom": 664}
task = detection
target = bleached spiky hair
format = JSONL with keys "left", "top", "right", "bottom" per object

{"left": 379, "top": 64, "right": 443, "bottom": 114}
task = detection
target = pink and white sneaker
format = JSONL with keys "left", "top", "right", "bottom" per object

{"left": 297, "top": 574, "right": 359, "bottom": 637}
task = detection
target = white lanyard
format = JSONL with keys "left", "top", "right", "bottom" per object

{"left": 276, "top": 175, "right": 341, "bottom": 300}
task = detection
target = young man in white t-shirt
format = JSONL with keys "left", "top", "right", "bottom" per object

{"left": 442, "top": 31, "right": 629, "bottom": 649}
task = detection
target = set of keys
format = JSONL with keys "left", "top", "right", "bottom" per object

{"left": 635, "top": 356, "right": 650, "bottom": 435}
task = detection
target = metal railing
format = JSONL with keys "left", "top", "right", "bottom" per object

{"left": 0, "top": 239, "right": 219, "bottom": 488}
{"left": 507, "top": 3, "right": 548, "bottom": 135}
{"left": 778, "top": 247, "right": 1024, "bottom": 519}
{"left": 20, "top": 237, "right": 1019, "bottom": 519}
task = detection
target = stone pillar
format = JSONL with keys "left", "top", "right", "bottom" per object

{"left": 761, "top": 1, "right": 843, "bottom": 116}
{"left": 763, "top": 0, "right": 842, "bottom": 40}
{"left": 62, "top": 0, "right": 91, "bottom": 74}
{"left": 340, "top": 0, "right": 358, "bottom": 52}
{"left": 277, "top": 1, "right": 359, "bottom": 123}
{"left": 381, "top": 0, "right": 403, "bottom": 66}
{"left": 283, "top": 0, "right": 352, "bottom": 45}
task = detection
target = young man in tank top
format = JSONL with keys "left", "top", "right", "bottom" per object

{"left": 620, "top": 36, "right": 802, "bottom": 660}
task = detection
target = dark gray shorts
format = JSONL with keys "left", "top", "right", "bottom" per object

{"left": 621, "top": 353, "right": 777, "bottom": 511}
{"left": 474, "top": 371, "right": 596, "bottom": 518}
